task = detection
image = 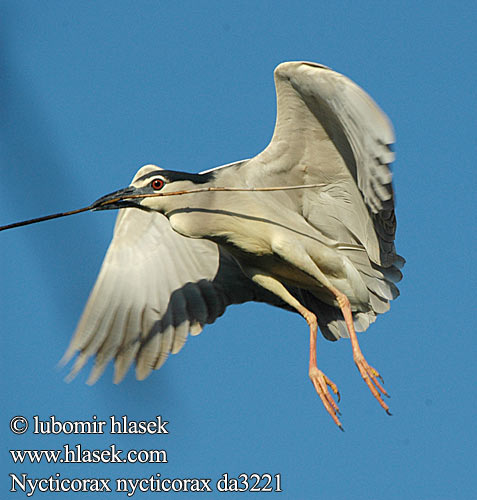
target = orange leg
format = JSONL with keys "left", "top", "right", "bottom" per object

{"left": 246, "top": 271, "right": 344, "bottom": 429}
{"left": 304, "top": 310, "right": 344, "bottom": 430}
{"left": 333, "top": 290, "right": 391, "bottom": 415}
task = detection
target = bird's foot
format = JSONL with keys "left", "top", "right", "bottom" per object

{"left": 309, "top": 366, "right": 343, "bottom": 431}
{"left": 353, "top": 354, "right": 391, "bottom": 415}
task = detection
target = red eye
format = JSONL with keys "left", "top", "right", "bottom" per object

{"left": 151, "top": 178, "right": 164, "bottom": 190}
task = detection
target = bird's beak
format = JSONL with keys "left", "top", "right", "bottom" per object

{"left": 91, "top": 186, "right": 142, "bottom": 211}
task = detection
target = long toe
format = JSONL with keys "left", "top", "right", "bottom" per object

{"left": 354, "top": 355, "right": 391, "bottom": 415}
{"left": 309, "top": 367, "right": 344, "bottom": 430}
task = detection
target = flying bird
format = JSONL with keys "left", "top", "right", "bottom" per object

{"left": 60, "top": 61, "right": 403, "bottom": 429}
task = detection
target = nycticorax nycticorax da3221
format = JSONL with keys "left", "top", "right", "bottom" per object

{"left": 58, "top": 61, "right": 404, "bottom": 430}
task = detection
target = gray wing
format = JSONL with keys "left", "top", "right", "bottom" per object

{"left": 235, "top": 61, "right": 403, "bottom": 339}
{"left": 62, "top": 166, "right": 284, "bottom": 384}
{"left": 243, "top": 61, "right": 398, "bottom": 267}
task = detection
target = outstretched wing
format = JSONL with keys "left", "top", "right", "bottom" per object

{"left": 243, "top": 61, "right": 398, "bottom": 267}
{"left": 61, "top": 166, "right": 284, "bottom": 384}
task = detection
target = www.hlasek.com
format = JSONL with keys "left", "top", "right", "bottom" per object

{"left": 9, "top": 415, "right": 283, "bottom": 495}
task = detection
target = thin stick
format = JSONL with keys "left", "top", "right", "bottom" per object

{"left": 122, "top": 183, "right": 324, "bottom": 201}
{"left": 0, "top": 206, "right": 93, "bottom": 232}
{"left": 0, "top": 183, "right": 323, "bottom": 232}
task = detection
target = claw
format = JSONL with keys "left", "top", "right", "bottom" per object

{"left": 372, "top": 369, "right": 384, "bottom": 385}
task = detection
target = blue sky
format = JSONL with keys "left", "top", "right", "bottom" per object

{"left": 1, "top": 1, "right": 476, "bottom": 498}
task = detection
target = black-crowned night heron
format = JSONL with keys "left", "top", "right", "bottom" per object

{"left": 58, "top": 61, "right": 403, "bottom": 430}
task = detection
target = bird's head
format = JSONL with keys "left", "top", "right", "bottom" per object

{"left": 92, "top": 164, "right": 216, "bottom": 213}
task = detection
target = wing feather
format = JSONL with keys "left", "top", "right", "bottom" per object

{"left": 62, "top": 167, "right": 290, "bottom": 382}
{"left": 243, "top": 61, "right": 398, "bottom": 267}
